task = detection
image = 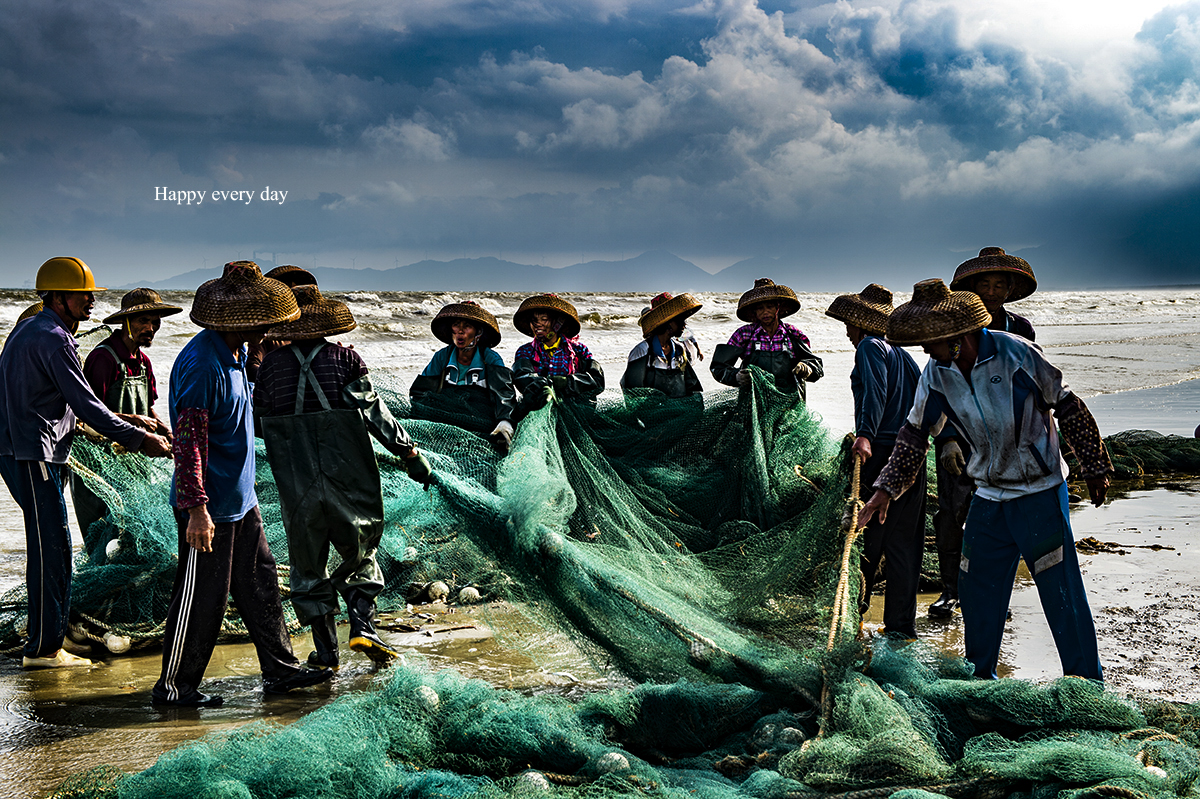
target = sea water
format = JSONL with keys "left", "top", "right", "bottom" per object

{"left": 1, "top": 285, "right": 1199, "bottom": 593}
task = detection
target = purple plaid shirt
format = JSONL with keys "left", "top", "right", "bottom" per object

{"left": 514, "top": 338, "right": 594, "bottom": 376}
{"left": 726, "top": 322, "right": 811, "bottom": 356}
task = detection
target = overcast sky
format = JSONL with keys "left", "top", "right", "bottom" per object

{"left": 2, "top": 0, "right": 1199, "bottom": 288}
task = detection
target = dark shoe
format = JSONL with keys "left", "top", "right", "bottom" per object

{"left": 307, "top": 613, "right": 339, "bottom": 670}
{"left": 263, "top": 667, "right": 334, "bottom": 695}
{"left": 928, "top": 591, "right": 958, "bottom": 619}
{"left": 152, "top": 690, "right": 224, "bottom": 708}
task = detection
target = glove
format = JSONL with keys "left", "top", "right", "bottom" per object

{"left": 551, "top": 375, "right": 570, "bottom": 396}
{"left": 736, "top": 369, "right": 752, "bottom": 388}
{"left": 404, "top": 448, "right": 434, "bottom": 488}
{"left": 490, "top": 420, "right": 514, "bottom": 454}
{"left": 793, "top": 361, "right": 812, "bottom": 379}
{"left": 940, "top": 440, "right": 966, "bottom": 476}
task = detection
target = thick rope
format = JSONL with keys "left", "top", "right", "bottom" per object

{"left": 826, "top": 456, "right": 865, "bottom": 652}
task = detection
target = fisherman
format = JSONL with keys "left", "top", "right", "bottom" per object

{"left": 711, "top": 278, "right": 823, "bottom": 399}
{"left": 74, "top": 289, "right": 181, "bottom": 539}
{"left": 0, "top": 257, "right": 172, "bottom": 669}
{"left": 512, "top": 294, "right": 605, "bottom": 410}
{"left": 153, "top": 262, "right": 333, "bottom": 706}
{"left": 410, "top": 300, "right": 518, "bottom": 453}
{"left": 246, "top": 265, "right": 317, "bottom": 381}
{"left": 621, "top": 292, "right": 704, "bottom": 398}
{"left": 858, "top": 279, "right": 1111, "bottom": 681}
{"left": 256, "top": 285, "right": 433, "bottom": 669}
{"left": 825, "top": 284, "right": 925, "bottom": 638}
{"left": 929, "top": 248, "right": 1038, "bottom": 619}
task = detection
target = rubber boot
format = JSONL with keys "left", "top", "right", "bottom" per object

{"left": 307, "top": 613, "right": 340, "bottom": 670}
{"left": 347, "top": 593, "right": 398, "bottom": 665}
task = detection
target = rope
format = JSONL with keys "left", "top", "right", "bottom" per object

{"left": 826, "top": 456, "right": 865, "bottom": 652}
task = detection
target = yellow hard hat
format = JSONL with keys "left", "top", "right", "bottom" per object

{"left": 35, "top": 257, "right": 106, "bottom": 291}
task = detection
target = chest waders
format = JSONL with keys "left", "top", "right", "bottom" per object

{"left": 261, "top": 344, "right": 396, "bottom": 667}
{"left": 72, "top": 344, "right": 155, "bottom": 547}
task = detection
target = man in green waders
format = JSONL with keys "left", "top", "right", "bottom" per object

{"left": 76, "top": 289, "right": 181, "bottom": 540}
{"left": 255, "top": 285, "right": 433, "bottom": 669}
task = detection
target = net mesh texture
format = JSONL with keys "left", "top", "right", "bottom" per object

{"left": 3, "top": 366, "right": 1197, "bottom": 799}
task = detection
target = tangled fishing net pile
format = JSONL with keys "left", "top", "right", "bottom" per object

{"left": 6, "top": 370, "right": 1200, "bottom": 799}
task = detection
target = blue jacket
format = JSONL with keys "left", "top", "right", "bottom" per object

{"left": 0, "top": 309, "right": 144, "bottom": 463}
{"left": 850, "top": 335, "right": 921, "bottom": 447}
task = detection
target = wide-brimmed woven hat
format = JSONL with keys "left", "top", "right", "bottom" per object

{"left": 887, "top": 279, "right": 992, "bottom": 346}
{"left": 736, "top": 278, "right": 800, "bottom": 322}
{"left": 949, "top": 247, "right": 1037, "bottom": 302}
{"left": 265, "top": 285, "right": 356, "bottom": 341}
{"left": 265, "top": 265, "right": 318, "bottom": 288}
{"left": 189, "top": 261, "right": 300, "bottom": 332}
{"left": 432, "top": 301, "right": 501, "bottom": 349}
{"left": 513, "top": 294, "right": 581, "bottom": 339}
{"left": 103, "top": 288, "right": 183, "bottom": 324}
{"left": 639, "top": 292, "right": 702, "bottom": 338}
{"left": 17, "top": 301, "right": 42, "bottom": 323}
{"left": 824, "top": 284, "right": 894, "bottom": 337}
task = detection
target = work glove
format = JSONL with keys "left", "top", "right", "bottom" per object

{"left": 404, "top": 448, "right": 434, "bottom": 489}
{"left": 940, "top": 440, "right": 966, "bottom": 476}
{"left": 490, "top": 420, "right": 514, "bottom": 454}
{"left": 551, "top": 375, "right": 571, "bottom": 396}
{"left": 736, "top": 369, "right": 752, "bottom": 388}
{"left": 792, "top": 361, "right": 812, "bottom": 379}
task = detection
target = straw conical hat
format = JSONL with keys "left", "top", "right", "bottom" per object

{"left": 950, "top": 247, "right": 1037, "bottom": 302}
{"left": 189, "top": 261, "right": 300, "bottom": 332}
{"left": 432, "top": 301, "right": 501, "bottom": 349}
{"left": 824, "top": 284, "right": 894, "bottom": 337}
{"left": 513, "top": 294, "right": 581, "bottom": 339}
{"left": 736, "top": 278, "right": 800, "bottom": 322}
{"left": 17, "top": 301, "right": 42, "bottom": 323}
{"left": 265, "top": 285, "right": 356, "bottom": 341}
{"left": 104, "top": 288, "right": 183, "bottom": 324}
{"left": 639, "top": 292, "right": 702, "bottom": 338}
{"left": 887, "top": 279, "right": 992, "bottom": 346}
{"left": 265, "top": 265, "right": 318, "bottom": 287}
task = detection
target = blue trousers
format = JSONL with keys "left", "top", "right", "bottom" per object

{"left": 959, "top": 482, "right": 1102, "bottom": 680}
{"left": 0, "top": 455, "right": 73, "bottom": 658}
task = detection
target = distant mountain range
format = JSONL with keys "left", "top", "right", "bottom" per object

{"left": 120, "top": 251, "right": 840, "bottom": 293}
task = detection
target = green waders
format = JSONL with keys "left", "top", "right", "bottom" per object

{"left": 261, "top": 344, "right": 394, "bottom": 666}
{"left": 72, "top": 344, "right": 152, "bottom": 549}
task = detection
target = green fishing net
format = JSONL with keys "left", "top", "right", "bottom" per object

{"left": 4, "top": 369, "right": 1196, "bottom": 799}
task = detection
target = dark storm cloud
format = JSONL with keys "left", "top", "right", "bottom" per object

{"left": 2, "top": 0, "right": 1200, "bottom": 286}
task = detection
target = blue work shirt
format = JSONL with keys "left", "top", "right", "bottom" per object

{"left": 421, "top": 345, "right": 503, "bottom": 387}
{"left": 0, "top": 309, "right": 144, "bottom": 463}
{"left": 169, "top": 329, "right": 257, "bottom": 522}
{"left": 850, "top": 335, "right": 921, "bottom": 447}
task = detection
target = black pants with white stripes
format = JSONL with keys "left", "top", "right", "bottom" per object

{"left": 153, "top": 505, "right": 301, "bottom": 702}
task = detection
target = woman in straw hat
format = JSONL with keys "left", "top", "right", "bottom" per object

{"left": 411, "top": 300, "right": 519, "bottom": 453}
{"left": 246, "top": 265, "right": 320, "bottom": 381}
{"left": 153, "top": 261, "right": 332, "bottom": 706}
{"left": 621, "top": 292, "right": 704, "bottom": 398}
{"left": 73, "top": 288, "right": 182, "bottom": 542}
{"left": 711, "top": 278, "right": 823, "bottom": 400}
{"left": 825, "top": 284, "right": 924, "bottom": 639}
{"left": 512, "top": 294, "right": 605, "bottom": 411}
{"left": 256, "top": 285, "right": 432, "bottom": 670}
{"left": 950, "top": 247, "right": 1036, "bottom": 342}
{"left": 858, "top": 278, "right": 1112, "bottom": 681}
{"left": 929, "top": 247, "right": 1037, "bottom": 619}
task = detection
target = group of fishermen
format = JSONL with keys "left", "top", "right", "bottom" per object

{"left": 0, "top": 246, "right": 1111, "bottom": 705}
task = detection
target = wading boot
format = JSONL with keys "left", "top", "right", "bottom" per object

{"left": 928, "top": 591, "right": 958, "bottom": 619}
{"left": 307, "top": 612, "right": 340, "bottom": 670}
{"left": 347, "top": 593, "right": 398, "bottom": 665}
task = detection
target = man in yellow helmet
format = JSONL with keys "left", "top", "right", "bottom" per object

{"left": 0, "top": 257, "right": 173, "bottom": 668}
